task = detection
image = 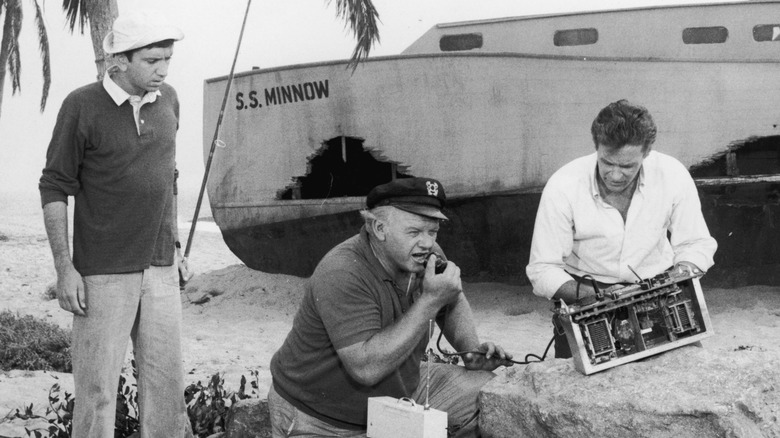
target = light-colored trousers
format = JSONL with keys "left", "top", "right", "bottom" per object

{"left": 268, "top": 362, "right": 494, "bottom": 438}
{"left": 71, "top": 265, "right": 190, "bottom": 438}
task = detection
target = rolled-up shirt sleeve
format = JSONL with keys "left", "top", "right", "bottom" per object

{"left": 39, "top": 95, "right": 84, "bottom": 206}
{"left": 668, "top": 164, "right": 717, "bottom": 272}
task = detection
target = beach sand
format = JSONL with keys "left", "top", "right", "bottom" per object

{"left": 2, "top": 191, "right": 780, "bottom": 434}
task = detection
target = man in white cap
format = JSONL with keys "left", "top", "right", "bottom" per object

{"left": 39, "top": 10, "right": 191, "bottom": 437}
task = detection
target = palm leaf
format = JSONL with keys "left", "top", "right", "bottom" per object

{"left": 33, "top": 0, "right": 50, "bottom": 111}
{"left": 0, "top": 0, "right": 23, "bottom": 96}
{"left": 329, "top": 0, "right": 380, "bottom": 70}
{"left": 7, "top": 5, "right": 20, "bottom": 94}
{"left": 61, "top": 0, "right": 88, "bottom": 34}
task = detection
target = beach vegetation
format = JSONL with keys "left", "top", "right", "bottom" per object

{"left": 0, "top": 310, "right": 71, "bottom": 372}
{"left": 11, "top": 360, "right": 138, "bottom": 437}
{"left": 11, "top": 364, "right": 261, "bottom": 438}
{"left": 184, "top": 369, "right": 260, "bottom": 436}
{"left": 11, "top": 382, "right": 73, "bottom": 437}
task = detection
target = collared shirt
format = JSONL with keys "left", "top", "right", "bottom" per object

{"left": 103, "top": 74, "right": 161, "bottom": 135}
{"left": 270, "top": 227, "right": 428, "bottom": 429}
{"left": 526, "top": 150, "right": 717, "bottom": 299}
{"left": 39, "top": 80, "right": 180, "bottom": 275}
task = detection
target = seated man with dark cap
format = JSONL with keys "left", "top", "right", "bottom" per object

{"left": 268, "top": 177, "right": 514, "bottom": 438}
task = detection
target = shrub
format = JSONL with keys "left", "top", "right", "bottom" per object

{"left": 185, "top": 370, "right": 260, "bottom": 437}
{"left": 0, "top": 311, "right": 71, "bottom": 372}
{"left": 15, "top": 367, "right": 261, "bottom": 438}
{"left": 12, "top": 382, "right": 73, "bottom": 438}
{"left": 114, "top": 362, "right": 140, "bottom": 436}
{"left": 3, "top": 311, "right": 263, "bottom": 437}
{"left": 13, "top": 362, "right": 138, "bottom": 438}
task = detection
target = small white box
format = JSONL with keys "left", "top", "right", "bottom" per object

{"left": 367, "top": 396, "right": 447, "bottom": 438}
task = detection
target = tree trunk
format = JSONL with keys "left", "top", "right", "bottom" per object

{"left": 86, "top": 0, "right": 117, "bottom": 80}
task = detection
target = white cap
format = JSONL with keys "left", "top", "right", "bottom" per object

{"left": 103, "top": 10, "right": 184, "bottom": 54}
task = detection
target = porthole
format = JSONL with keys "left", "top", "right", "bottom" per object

{"left": 753, "top": 24, "right": 780, "bottom": 42}
{"left": 682, "top": 26, "right": 728, "bottom": 44}
{"left": 553, "top": 28, "right": 598, "bottom": 46}
{"left": 439, "top": 33, "right": 483, "bottom": 51}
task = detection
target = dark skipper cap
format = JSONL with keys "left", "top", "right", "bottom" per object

{"left": 366, "top": 177, "right": 448, "bottom": 220}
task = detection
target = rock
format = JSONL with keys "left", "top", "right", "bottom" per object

{"left": 224, "top": 398, "right": 272, "bottom": 438}
{"left": 479, "top": 345, "right": 780, "bottom": 437}
{"left": 0, "top": 417, "right": 50, "bottom": 438}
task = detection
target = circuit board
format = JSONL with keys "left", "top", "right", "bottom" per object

{"left": 557, "top": 270, "right": 713, "bottom": 375}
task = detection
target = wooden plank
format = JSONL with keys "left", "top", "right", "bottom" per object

{"left": 694, "top": 174, "right": 780, "bottom": 186}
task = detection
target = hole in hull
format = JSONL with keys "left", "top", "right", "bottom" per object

{"left": 277, "top": 136, "right": 412, "bottom": 200}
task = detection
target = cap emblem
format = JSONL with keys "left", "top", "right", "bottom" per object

{"left": 426, "top": 181, "right": 439, "bottom": 197}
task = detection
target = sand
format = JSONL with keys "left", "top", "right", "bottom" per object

{"left": 2, "top": 195, "right": 780, "bottom": 434}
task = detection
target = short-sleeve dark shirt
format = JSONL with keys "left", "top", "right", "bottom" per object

{"left": 270, "top": 227, "right": 428, "bottom": 429}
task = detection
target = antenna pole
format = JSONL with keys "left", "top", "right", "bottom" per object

{"left": 184, "top": 0, "right": 253, "bottom": 259}
{"left": 425, "top": 319, "right": 433, "bottom": 410}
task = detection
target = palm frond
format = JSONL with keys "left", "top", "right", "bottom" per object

{"left": 33, "top": 0, "right": 50, "bottom": 111}
{"left": 61, "top": 0, "right": 88, "bottom": 34}
{"left": 1, "top": 0, "right": 23, "bottom": 95}
{"left": 329, "top": 0, "right": 380, "bottom": 70}
{"left": 9, "top": 40, "right": 20, "bottom": 94}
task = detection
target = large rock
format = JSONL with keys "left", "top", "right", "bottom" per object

{"left": 223, "top": 398, "right": 272, "bottom": 438}
{"left": 480, "top": 345, "right": 780, "bottom": 437}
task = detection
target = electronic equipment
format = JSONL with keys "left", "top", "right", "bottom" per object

{"left": 367, "top": 397, "right": 447, "bottom": 438}
{"left": 556, "top": 270, "right": 713, "bottom": 375}
{"left": 424, "top": 253, "right": 447, "bottom": 274}
{"left": 367, "top": 320, "right": 448, "bottom": 438}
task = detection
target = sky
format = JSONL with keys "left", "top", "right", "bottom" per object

{"left": 0, "top": 0, "right": 724, "bottom": 199}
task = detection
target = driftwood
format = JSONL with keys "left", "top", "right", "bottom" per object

{"left": 694, "top": 174, "right": 780, "bottom": 186}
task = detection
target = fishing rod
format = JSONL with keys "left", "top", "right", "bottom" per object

{"left": 182, "top": 0, "right": 252, "bottom": 269}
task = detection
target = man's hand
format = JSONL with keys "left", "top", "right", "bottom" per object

{"left": 673, "top": 261, "right": 702, "bottom": 277}
{"left": 176, "top": 243, "right": 194, "bottom": 290}
{"left": 57, "top": 265, "right": 86, "bottom": 316}
{"left": 178, "top": 256, "right": 194, "bottom": 288}
{"left": 553, "top": 279, "right": 598, "bottom": 305}
{"left": 420, "top": 254, "right": 462, "bottom": 307}
{"left": 461, "top": 342, "right": 514, "bottom": 371}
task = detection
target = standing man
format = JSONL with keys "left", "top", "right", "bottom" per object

{"left": 526, "top": 99, "right": 717, "bottom": 358}
{"left": 39, "top": 10, "right": 191, "bottom": 436}
{"left": 268, "top": 177, "right": 514, "bottom": 438}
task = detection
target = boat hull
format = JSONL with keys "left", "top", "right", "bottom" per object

{"left": 219, "top": 188, "right": 780, "bottom": 287}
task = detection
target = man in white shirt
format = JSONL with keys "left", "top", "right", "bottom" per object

{"left": 526, "top": 99, "right": 717, "bottom": 358}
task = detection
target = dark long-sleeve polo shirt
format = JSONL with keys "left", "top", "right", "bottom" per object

{"left": 39, "top": 80, "right": 180, "bottom": 276}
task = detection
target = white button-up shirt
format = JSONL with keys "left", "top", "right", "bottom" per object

{"left": 526, "top": 150, "right": 717, "bottom": 299}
